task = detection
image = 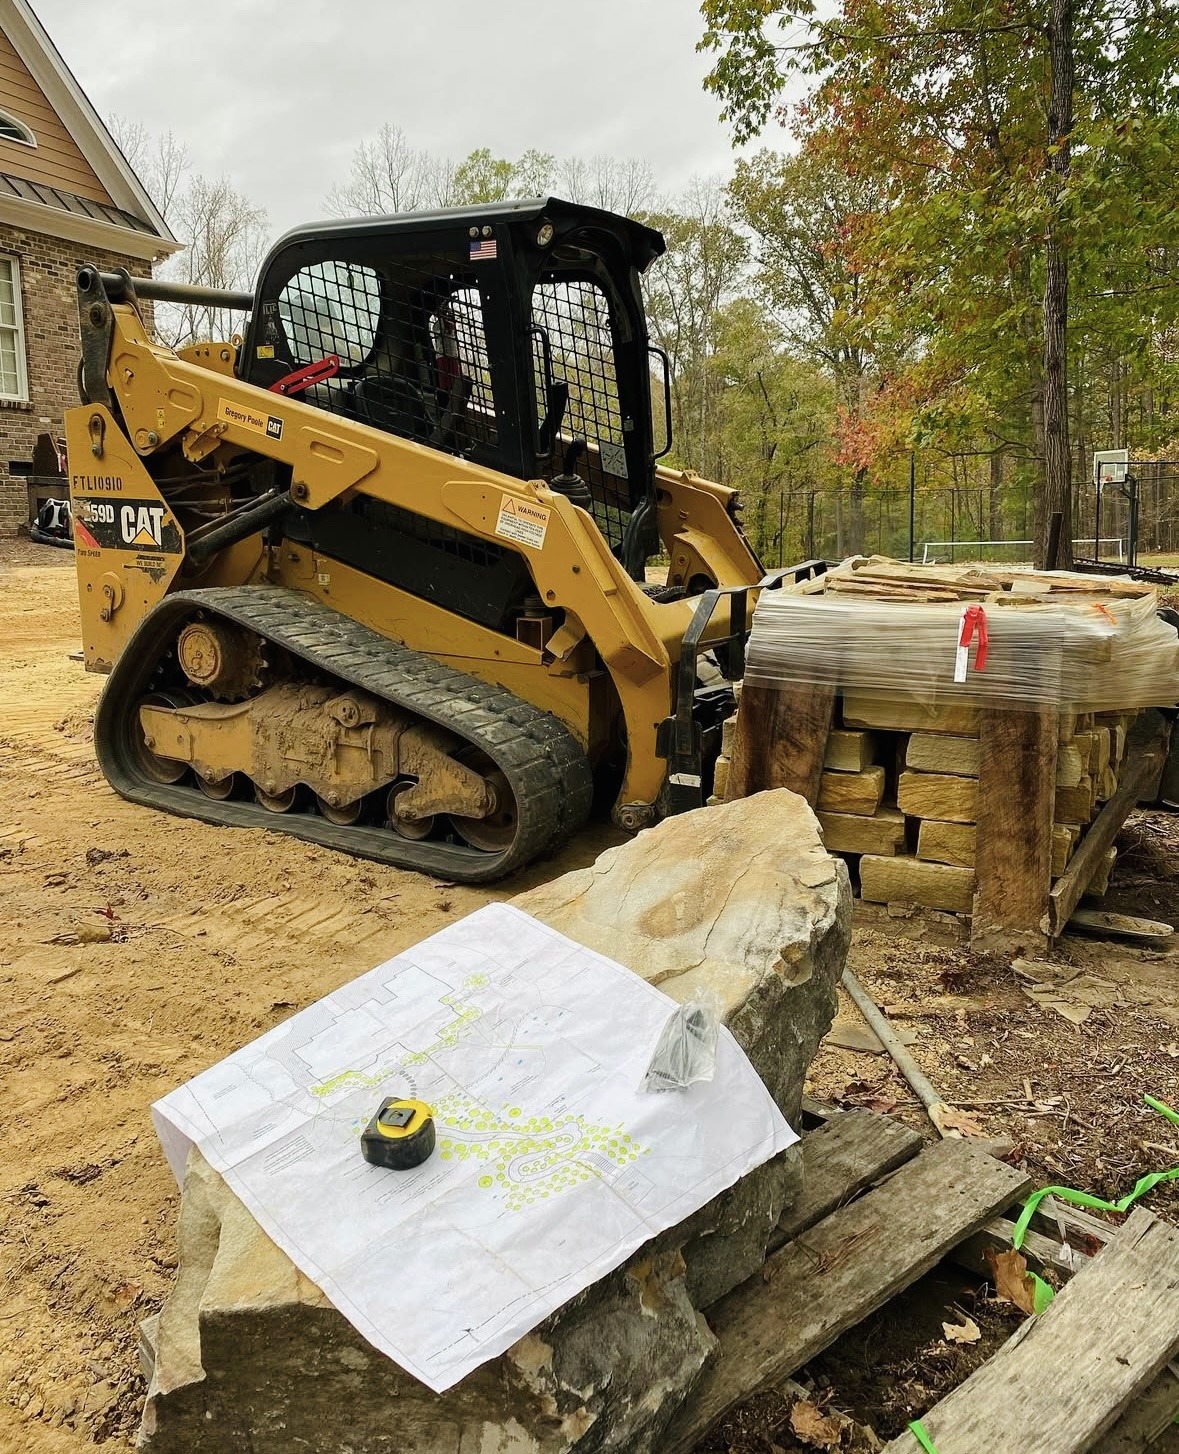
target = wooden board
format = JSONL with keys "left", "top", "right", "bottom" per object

{"left": 971, "top": 706, "right": 1058, "bottom": 954}
{"left": 819, "top": 807, "right": 907, "bottom": 856}
{"left": 897, "top": 771, "right": 978, "bottom": 823}
{"left": 662, "top": 1140, "right": 1031, "bottom": 1453}
{"left": 860, "top": 854, "right": 977, "bottom": 914}
{"left": 1056, "top": 777, "right": 1097, "bottom": 825}
{"left": 882, "top": 1209, "right": 1179, "bottom": 1454}
{"left": 727, "top": 683, "right": 836, "bottom": 806}
{"left": 772, "top": 1110, "right": 924, "bottom": 1249}
{"left": 1066, "top": 909, "right": 1175, "bottom": 943}
{"left": 818, "top": 766, "right": 886, "bottom": 815}
{"left": 951, "top": 1215, "right": 1091, "bottom": 1283}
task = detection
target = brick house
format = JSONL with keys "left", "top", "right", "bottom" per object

{"left": 0, "top": 0, "right": 179, "bottom": 535}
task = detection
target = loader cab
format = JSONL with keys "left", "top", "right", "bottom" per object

{"left": 240, "top": 198, "right": 668, "bottom": 580}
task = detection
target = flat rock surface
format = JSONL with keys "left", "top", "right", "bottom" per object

{"left": 139, "top": 790, "right": 852, "bottom": 1453}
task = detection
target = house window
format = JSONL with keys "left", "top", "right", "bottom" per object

{"left": 0, "top": 112, "right": 35, "bottom": 146}
{"left": 0, "top": 257, "right": 29, "bottom": 402}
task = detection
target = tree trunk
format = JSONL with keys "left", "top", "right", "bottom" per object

{"left": 848, "top": 468, "right": 866, "bottom": 553}
{"left": 1038, "top": 0, "right": 1075, "bottom": 569}
{"left": 989, "top": 449, "right": 1003, "bottom": 542}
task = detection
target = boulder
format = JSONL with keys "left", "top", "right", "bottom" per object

{"left": 139, "top": 789, "right": 851, "bottom": 1453}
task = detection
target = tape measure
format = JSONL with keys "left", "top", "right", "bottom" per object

{"left": 360, "top": 1097, "right": 436, "bottom": 1170}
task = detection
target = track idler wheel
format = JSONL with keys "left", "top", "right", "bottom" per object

{"left": 132, "top": 690, "right": 194, "bottom": 784}
{"left": 448, "top": 752, "right": 519, "bottom": 853}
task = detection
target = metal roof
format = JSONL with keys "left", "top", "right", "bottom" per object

{"left": 0, "top": 171, "right": 156, "bottom": 233}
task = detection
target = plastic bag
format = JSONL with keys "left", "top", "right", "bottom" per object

{"left": 640, "top": 994, "right": 721, "bottom": 1093}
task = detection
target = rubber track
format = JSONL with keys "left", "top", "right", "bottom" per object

{"left": 93, "top": 586, "right": 594, "bottom": 883}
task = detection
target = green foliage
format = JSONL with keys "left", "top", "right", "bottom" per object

{"left": 700, "top": 0, "right": 1179, "bottom": 553}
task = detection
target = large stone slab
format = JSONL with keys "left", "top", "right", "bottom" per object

{"left": 139, "top": 790, "right": 852, "bottom": 1454}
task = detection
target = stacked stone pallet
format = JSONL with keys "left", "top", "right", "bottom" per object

{"left": 803, "top": 694, "right": 1138, "bottom": 919}
{"left": 720, "top": 557, "right": 1177, "bottom": 948}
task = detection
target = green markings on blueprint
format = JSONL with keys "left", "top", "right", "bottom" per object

{"left": 433, "top": 1091, "right": 646, "bottom": 1212}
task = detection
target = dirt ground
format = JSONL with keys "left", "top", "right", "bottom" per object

{"left": 2, "top": 539, "right": 1177, "bottom": 1453}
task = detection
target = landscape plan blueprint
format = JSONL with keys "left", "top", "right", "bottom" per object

{"left": 152, "top": 903, "right": 797, "bottom": 1391}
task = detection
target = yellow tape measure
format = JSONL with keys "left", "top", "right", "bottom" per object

{"left": 360, "top": 1097, "right": 436, "bottom": 1170}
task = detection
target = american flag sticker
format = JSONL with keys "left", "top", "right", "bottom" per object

{"left": 470, "top": 237, "right": 498, "bottom": 261}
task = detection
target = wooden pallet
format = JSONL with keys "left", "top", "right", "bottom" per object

{"left": 677, "top": 1108, "right": 1179, "bottom": 1454}
{"left": 882, "top": 1207, "right": 1179, "bottom": 1453}
{"left": 665, "top": 1113, "right": 1031, "bottom": 1451}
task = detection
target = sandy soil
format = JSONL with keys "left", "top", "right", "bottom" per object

{"left": 2, "top": 541, "right": 1177, "bottom": 1452}
{"left": 0, "top": 543, "right": 616, "bottom": 1451}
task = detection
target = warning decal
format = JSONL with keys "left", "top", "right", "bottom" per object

{"left": 218, "top": 396, "right": 284, "bottom": 441}
{"left": 495, "top": 495, "right": 551, "bottom": 551}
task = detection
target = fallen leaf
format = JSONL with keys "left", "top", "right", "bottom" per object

{"left": 790, "top": 1400, "right": 843, "bottom": 1449}
{"left": 986, "top": 1247, "right": 1037, "bottom": 1315}
{"left": 866, "top": 1096, "right": 899, "bottom": 1114}
{"left": 942, "top": 1315, "right": 981, "bottom": 1344}
{"left": 940, "top": 1107, "right": 987, "bottom": 1137}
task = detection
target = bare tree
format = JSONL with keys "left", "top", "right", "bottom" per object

{"left": 557, "top": 154, "right": 655, "bottom": 215}
{"left": 108, "top": 113, "right": 269, "bottom": 346}
{"left": 158, "top": 175, "right": 269, "bottom": 346}
{"left": 109, "top": 113, "right": 189, "bottom": 220}
{"left": 325, "top": 124, "right": 457, "bottom": 216}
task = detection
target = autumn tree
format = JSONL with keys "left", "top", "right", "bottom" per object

{"left": 110, "top": 116, "right": 268, "bottom": 347}
{"left": 728, "top": 146, "right": 891, "bottom": 552}
{"left": 643, "top": 180, "right": 750, "bottom": 479}
{"left": 700, "top": 0, "right": 1179, "bottom": 567}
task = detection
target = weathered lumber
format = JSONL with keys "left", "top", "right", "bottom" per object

{"left": 882, "top": 1209, "right": 1179, "bottom": 1454}
{"left": 898, "top": 771, "right": 978, "bottom": 823}
{"left": 1055, "top": 740, "right": 1088, "bottom": 788}
{"left": 860, "top": 855, "right": 976, "bottom": 914}
{"left": 1066, "top": 909, "right": 1174, "bottom": 942}
{"left": 727, "top": 683, "right": 836, "bottom": 806}
{"left": 1090, "top": 1367, "right": 1179, "bottom": 1454}
{"left": 951, "top": 1215, "right": 1091, "bottom": 1283}
{"left": 825, "top": 728, "right": 876, "bottom": 773}
{"left": 818, "top": 766, "right": 886, "bottom": 815}
{"left": 905, "top": 733, "right": 981, "bottom": 777}
{"left": 772, "top": 1110, "right": 924, "bottom": 1248}
{"left": 662, "top": 1140, "right": 1031, "bottom": 1454}
{"left": 971, "top": 705, "right": 1058, "bottom": 955}
{"left": 842, "top": 693, "right": 980, "bottom": 735}
{"left": 819, "top": 806, "right": 907, "bottom": 856}
{"left": 1053, "top": 824, "right": 1080, "bottom": 876}
{"left": 1048, "top": 710, "right": 1170, "bottom": 935}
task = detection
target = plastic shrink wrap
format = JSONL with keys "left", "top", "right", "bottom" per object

{"left": 745, "top": 559, "right": 1179, "bottom": 714}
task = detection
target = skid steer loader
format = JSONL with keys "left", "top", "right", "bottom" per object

{"left": 67, "top": 197, "right": 791, "bottom": 882}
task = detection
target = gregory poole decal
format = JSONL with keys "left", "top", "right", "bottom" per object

{"left": 495, "top": 494, "right": 550, "bottom": 550}
{"left": 217, "top": 396, "right": 284, "bottom": 441}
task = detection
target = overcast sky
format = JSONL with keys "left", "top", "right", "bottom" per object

{"left": 35, "top": 0, "right": 780, "bottom": 239}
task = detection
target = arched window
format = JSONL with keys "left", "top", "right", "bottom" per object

{"left": 0, "top": 112, "right": 36, "bottom": 146}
